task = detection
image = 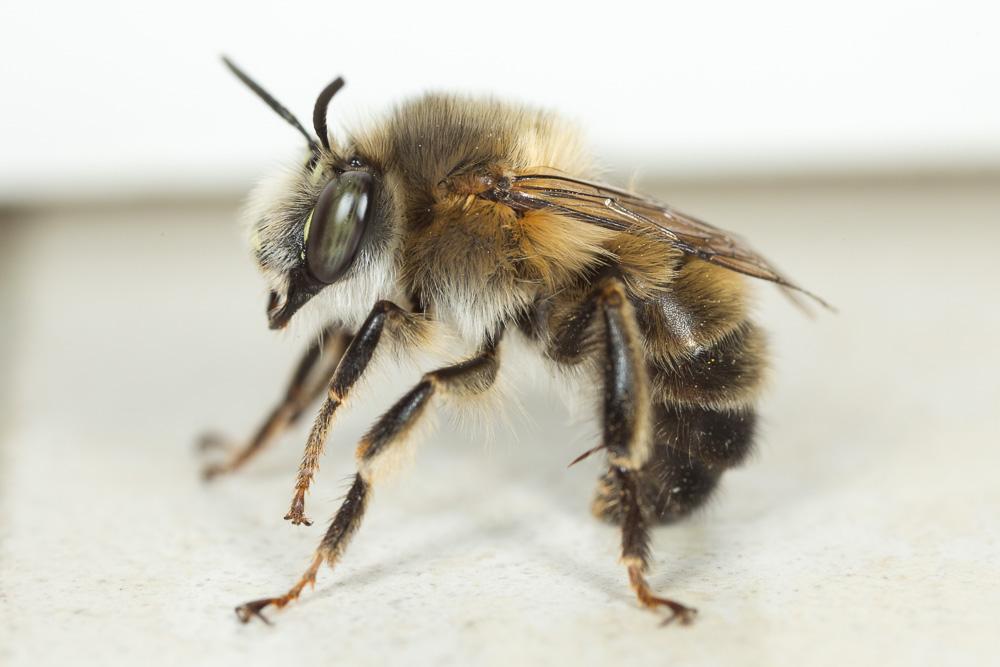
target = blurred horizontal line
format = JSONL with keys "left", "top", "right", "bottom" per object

{"left": 2, "top": 164, "right": 998, "bottom": 215}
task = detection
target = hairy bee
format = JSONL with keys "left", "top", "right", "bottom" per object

{"left": 204, "top": 58, "right": 829, "bottom": 626}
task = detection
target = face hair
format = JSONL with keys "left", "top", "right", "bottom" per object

{"left": 312, "top": 76, "right": 346, "bottom": 152}
{"left": 222, "top": 56, "right": 319, "bottom": 153}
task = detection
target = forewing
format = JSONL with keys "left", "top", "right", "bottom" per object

{"left": 490, "top": 173, "right": 831, "bottom": 310}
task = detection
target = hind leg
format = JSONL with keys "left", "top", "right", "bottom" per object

{"left": 545, "top": 277, "right": 696, "bottom": 624}
{"left": 592, "top": 405, "right": 757, "bottom": 525}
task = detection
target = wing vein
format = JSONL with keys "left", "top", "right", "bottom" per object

{"left": 484, "top": 171, "right": 832, "bottom": 311}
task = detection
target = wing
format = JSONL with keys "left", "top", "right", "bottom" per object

{"left": 482, "top": 172, "right": 833, "bottom": 311}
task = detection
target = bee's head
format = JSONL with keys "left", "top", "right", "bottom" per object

{"left": 226, "top": 58, "right": 395, "bottom": 330}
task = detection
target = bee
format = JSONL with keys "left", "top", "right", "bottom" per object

{"left": 204, "top": 57, "right": 830, "bottom": 626}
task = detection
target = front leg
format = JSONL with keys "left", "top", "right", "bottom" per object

{"left": 285, "top": 301, "right": 428, "bottom": 526}
{"left": 236, "top": 334, "right": 502, "bottom": 623}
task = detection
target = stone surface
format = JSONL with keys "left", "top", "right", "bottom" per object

{"left": 1, "top": 176, "right": 997, "bottom": 666}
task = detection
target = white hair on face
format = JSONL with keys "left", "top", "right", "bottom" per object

{"left": 241, "top": 161, "right": 310, "bottom": 263}
{"left": 290, "top": 240, "right": 402, "bottom": 336}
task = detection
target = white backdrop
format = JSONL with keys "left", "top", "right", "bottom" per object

{"left": 1, "top": 0, "right": 998, "bottom": 201}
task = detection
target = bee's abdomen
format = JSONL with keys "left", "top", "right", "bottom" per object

{"left": 648, "top": 320, "right": 767, "bottom": 411}
{"left": 592, "top": 402, "right": 758, "bottom": 525}
{"left": 594, "top": 292, "right": 765, "bottom": 525}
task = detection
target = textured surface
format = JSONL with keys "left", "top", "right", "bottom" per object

{"left": 1, "top": 176, "right": 998, "bottom": 666}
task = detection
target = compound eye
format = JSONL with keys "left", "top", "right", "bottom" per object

{"left": 303, "top": 171, "right": 372, "bottom": 284}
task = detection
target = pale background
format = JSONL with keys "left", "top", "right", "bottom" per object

{"left": 2, "top": 0, "right": 999, "bottom": 200}
{"left": 1, "top": 2, "right": 998, "bottom": 666}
